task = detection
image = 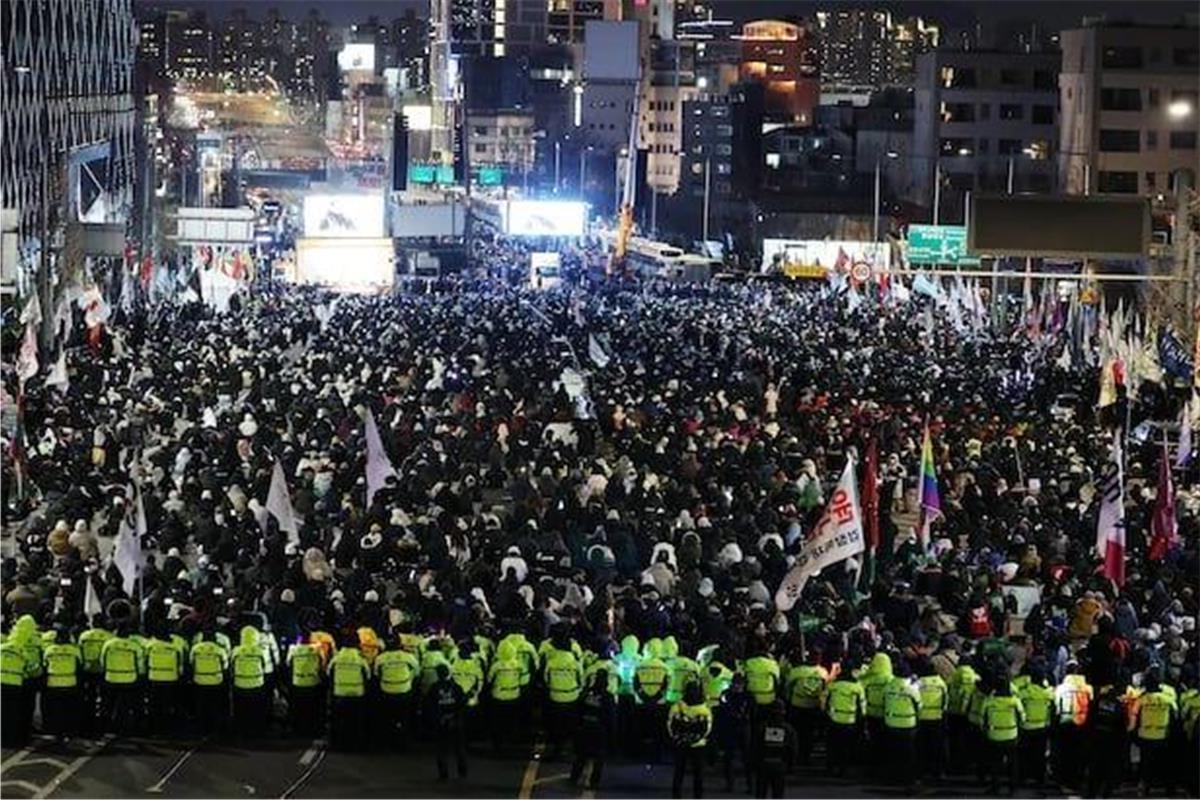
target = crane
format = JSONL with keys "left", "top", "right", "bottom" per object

{"left": 607, "top": 83, "right": 641, "bottom": 279}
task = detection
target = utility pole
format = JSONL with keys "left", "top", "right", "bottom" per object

{"left": 932, "top": 162, "right": 941, "bottom": 226}
{"left": 554, "top": 141, "right": 561, "bottom": 194}
{"left": 873, "top": 159, "right": 881, "bottom": 241}
{"left": 702, "top": 157, "right": 711, "bottom": 243}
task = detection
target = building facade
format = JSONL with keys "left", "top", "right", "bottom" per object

{"left": 738, "top": 19, "right": 819, "bottom": 125}
{"left": 912, "top": 50, "right": 1060, "bottom": 219}
{"left": 1058, "top": 20, "right": 1199, "bottom": 197}
{"left": 815, "top": 9, "right": 938, "bottom": 89}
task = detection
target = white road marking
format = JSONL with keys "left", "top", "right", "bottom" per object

{"left": 518, "top": 741, "right": 545, "bottom": 799}
{"left": 145, "top": 742, "right": 204, "bottom": 793}
{"left": 0, "top": 746, "right": 38, "bottom": 771}
{"left": 279, "top": 748, "right": 326, "bottom": 799}
{"left": 12, "top": 758, "right": 69, "bottom": 770}
{"left": 32, "top": 734, "right": 113, "bottom": 799}
{"left": 0, "top": 779, "right": 43, "bottom": 794}
{"left": 297, "top": 739, "right": 325, "bottom": 767}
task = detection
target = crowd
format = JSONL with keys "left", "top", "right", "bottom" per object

{"left": 1, "top": 265, "right": 1198, "bottom": 798}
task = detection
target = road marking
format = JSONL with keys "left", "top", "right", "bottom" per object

{"left": 0, "top": 780, "right": 43, "bottom": 794}
{"left": 1, "top": 746, "right": 39, "bottom": 771}
{"left": 32, "top": 734, "right": 113, "bottom": 799}
{"left": 13, "top": 758, "right": 69, "bottom": 770}
{"left": 531, "top": 772, "right": 570, "bottom": 786}
{"left": 145, "top": 741, "right": 204, "bottom": 793}
{"left": 581, "top": 761, "right": 596, "bottom": 800}
{"left": 298, "top": 739, "right": 325, "bottom": 767}
{"left": 279, "top": 748, "right": 326, "bottom": 799}
{"left": 518, "top": 741, "right": 545, "bottom": 799}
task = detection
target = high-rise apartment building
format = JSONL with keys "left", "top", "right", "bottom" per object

{"left": 816, "top": 9, "right": 938, "bottom": 89}
{"left": 738, "top": 19, "right": 820, "bottom": 125}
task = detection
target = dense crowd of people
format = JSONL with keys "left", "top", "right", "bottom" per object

{"left": 1, "top": 263, "right": 1197, "bottom": 797}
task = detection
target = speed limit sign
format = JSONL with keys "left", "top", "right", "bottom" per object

{"left": 851, "top": 262, "right": 872, "bottom": 283}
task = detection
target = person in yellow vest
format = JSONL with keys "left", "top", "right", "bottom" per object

{"left": 191, "top": 628, "right": 230, "bottom": 736}
{"left": 859, "top": 652, "right": 893, "bottom": 753}
{"left": 783, "top": 649, "right": 828, "bottom": 766}
{"left": 286, "top": 638, "right": 324, "bottom": 737}
{"left": 146, "top": 623, "right": 184, "bottom": 735}
{"left": 1, "top": 634, "right": 30, "bottom": 746}
{"left": 41, "top": 627, "right": 81, "bottom": 739}
{"left": 329, "top": 636, "right": 370, "bottom": 750}
{"left": 966, "top": 671, "right": 993, "bottom": 783}
{"left": 101, "top": 622, "right": 145, "bottom": 734}
{"left": 1016, "top": 663, "right": 1054, "bottom": 793}
{"left": 882, "top": 660, "right": 922, "bottom": 790}
{"left": 741, "top": 647, "right": 781, "bottom": 709}
{"left": 230, "top": 625, "right": 268, "bottom": 738}
{"left": 1132, "top": 670, "right": 1177, "bottom": 797}
{"left": 357, "top": 626, "right": 382, "bottom": 668}
{"left": 450, "top": 638, "right": 486, "bottom": 741}
{"left": 613, "top": 634, "right": 641, "bottom": 755}
{"left": 420, "top": 637, "right": 454, "bottom": 694}
{"left": 10, "top": 615, "right": 44, "bottom": 736}
{"left": 635, "top": 638, "right": 670, "bottom": 760}
{"left": 668, "top": 682, "right": 712, "bottom": 798}
{"left": 77, "top": 617, "right": 112, "bottom": 737}
{"left": 663, "top": 637, "right": 700, "bottom": 704}
{"left": 543, "top": 632, "right": 584, "bottom": 760}
{"left": 946, "top": 657, "right": 979, "bottom": 774}
{"left": 916, "top": 659, "right": 948, "bottom": 780}
{"left": 373, "top": 636, "right": 419, "bottom": 749}
{"left": 487, "top": 639, "right": 525, "bottom": 754}
{"left": 1178, "top": 672, "right": 1200, "bottom": 797}
{"left": 982, "top": 680, "right": 1024, "bottom": 795}
{"left": 824, "top": 658, "right": 867, "bottom": 778}
{"left": 1053, "top": 661, "right": 1093, "bottom": 789}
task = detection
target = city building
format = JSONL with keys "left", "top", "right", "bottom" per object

{"left": 853, "top": 89, "right": 916, "bottom": 203}
{"left": 292, "top": 10, "right": 332, "bottom": 101}
{"left": 138, "top": 11, "right": 168, "bottom": 78}
{"left": 912, "top": 49, "right": 1060, "bottom": 221}
{"left": 1, "top": 0, "right": 138, "bottom": 290}
{"left": 738, "top": 19, "right": 819, "bottom": 125}
{"left": 546, "top": 0, "right": 610, "bottom": 47}
{"left": 815, "top": 9, "right": 938, "bottom": 90}
{"left": 1058, "top": 19, "right": 1199, "bottom": 197}
{"left": 465, "top": 110, "right": 536, "bottom": 183}
{"left": 580, "top": 20, "right": 640, "bottom": 152}
{"left": 165, "top": 9, "right": 215, "bottom": 81}
{"left": 641, "top": 39, "right": 699, "bottom": 194}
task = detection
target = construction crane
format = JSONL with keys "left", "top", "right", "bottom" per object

{"left": 607, "top": 84, "right": 641, "bottom": 279}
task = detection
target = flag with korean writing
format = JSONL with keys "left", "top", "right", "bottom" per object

{"left": 775, "top": 457, "right": 864, "bottom": 611}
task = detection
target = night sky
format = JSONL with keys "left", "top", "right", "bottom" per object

{"left": 136, "top": 0, "right": 1196, "bottom": 28}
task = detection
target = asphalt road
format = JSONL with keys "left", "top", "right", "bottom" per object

{"left": 1, "top": 731, "right": 1134, "bottom": 799}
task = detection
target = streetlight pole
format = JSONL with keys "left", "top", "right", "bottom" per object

{"left": 932, "top": 162, "right": 941, "bottom": 226}
{"left": 554, "top": 141, "right": 561, "bottom": 194}
{"left": 579, "top": 148, "right": 587, "bottom": 197}
{"left": 873, "top": 159, "right": 881, "bottom": 241}
{"left": 702, "top": 157, "right": 711, "bottom": 243}
{"left": 1007, "top": 156, "right": 1015, "bottom": 194}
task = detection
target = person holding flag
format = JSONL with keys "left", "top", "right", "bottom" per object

{"left": 917, "top": 422, "right": 941, "bottom": 551}
{"left": 1095, "top": 432, "right": 1126, "bottom": 587}
{"left": 1149, "top": 439, "right": 1178, "bottom": 561}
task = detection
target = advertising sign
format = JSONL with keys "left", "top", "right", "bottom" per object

{"left": 906, "top": 224, "right": 978, "bottom": 266}
{"left": 505, "top": 201, "right": 587, "bottom": 237}
{"left": 761, "top": 239, "right": 890, "bottom": 277}
{"left": 337, "top": 44, "right": 376, "bottom": 73}
{"left": 295, "top": 238, "right": 394, "bottom": 292}
{"left": 303, "top": 194, "right": 384, "bottom": 238}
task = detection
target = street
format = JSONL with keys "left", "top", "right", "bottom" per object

{"left": 1, "top": 733, "right": 1123, "bottom": 799}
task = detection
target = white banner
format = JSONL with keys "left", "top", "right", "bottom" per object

{"left": 775, "top": 458, "right": 865, "bottom": 610}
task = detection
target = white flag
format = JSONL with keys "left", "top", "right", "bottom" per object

{"left": 775, "top": 458, "right": 865, "bottom": 611}
{"left": 364, "top": 408, "right": 396, "bottom": 507}
{"left": 19, "top": 293, "right": 42, "bottom": 327}
{"left": 588, "top": 333, "right": 611, "bottom": 369}
{"left": 84, "top": 574, "right": 103, "bottom": 623}
{"left": 45, "top": 350, "right": 69, "bottom": 393}
{"left": 266, "top": 459, "right": 300, "bottom": 546}
{"left": 16, "top": 323, "right": 38, "bottom": 388}
{"left": 1095, "top": 433, "right": 1126, "bottom": 585}
{"left": 112, "top": 484, "right": 147, "bottom": 596}
{"left": 1177, "top": 400, "right": 1193, "bottom": 468}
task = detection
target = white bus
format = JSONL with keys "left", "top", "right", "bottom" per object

{"left": 621, "top": 237, "right": 720, "bottom": 281}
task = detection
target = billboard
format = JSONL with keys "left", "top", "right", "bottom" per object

{"left": 505, "top": 200, "right": 587, "bottom": 237}
{"left": 761, "top": 239, "right": 890, "bottom": 277}
{"left": 303, "top": 194, "right": 384, "bottom": 238}
{"left": 969, "top": 194, "right": 1150, "bottom": 259}
{"left": 530, "top": 252, "right": 562, "bottom": 289}
{"left": 584, "top": 21, "right": 640, "bottom": 82}
{"left": 338, "top": 44, "right": 376, "bottom": 73}
{"left": 906, "top": 224, "right": 979, "bottom": 266}
{"left": 296, "top": 238, "right": 394, "bottom": 291}
{"left": 175, "top": 207, "right": 256, "bottom": 244}
{"left": 392, "top": 203, "right": 466, "bottom": 238}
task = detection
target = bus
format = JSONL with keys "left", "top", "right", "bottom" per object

{"left": 618, "top": 237, "right": 720, "bottom": 281}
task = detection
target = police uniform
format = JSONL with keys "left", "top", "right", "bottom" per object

{"left": 1053, "top": 671, "right": 1093, "bottom": 787}
{"left": 42, "top": 636, "right": 82, "bottom": 737}
{"left": 883, "top": 676, "right": 921, "bottom": 788}
{"left": 917, "top": 672, "right": 948, "bottom": 779}
{"left": 425, "top": 670, "right": 468, "bottom": 780}
{"left": 1016, "top": 678, "right": 1054, "bottom": 790}
{"left": 635, "top": 644, "right": 670, "bottom": 759}
{"left": 487, "top": 641, "right": 524, "bottom": 752}
{"left": 146, "top": 635, "right": 184, "bottom": 734}
{"left": 668, "top": 690, "right": 712, "bottom": 798}
{"left": 101, "top": 631, "right": 145, "bottom": 734}
{"left": 1133, "top": 686, "right": 1177, "bottom": 795}
{"left": 329, "top": 645, "right": 370, "bottom": 750}
{"left": 982, "top": 691, "right": 1024, "bottom": 794}
{"left": 77, "top": 625, "right": 112, "bottom": 736}
{"left": 751, "top": 707, "right": 797, "bottom": 799}
{"left": 946, "top": 663, "right": 979, "bottom": 772}
{"left": 286, "top": 641, "right": 324, "bottom": 736}
{"left": 571, "top": 674, "right": 616, "bottom": 789}
{"left": 824, "top": 675, "right": 866, "bottom": 777}
{"left": 543, "top": 645, "right": 584, "bottom": 759}
{"left": 1, "top": 640, "right": 30, "bottom": 746}
{"left": 784, "top": 661, "right": 827, "bottom": 765}
{"left": 373, "top": 646, "right": 418, "bottom": 747}
{"left": 230, "top": 626, "right": 268, "bottom": 737}
{"left": 190, "top": 635, "right": 230, "bottom": 735}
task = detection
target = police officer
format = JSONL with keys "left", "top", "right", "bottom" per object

{"left": 742, "top": 647, "right": 781, "bottom": 712}
{"left": 916, "top": 659, "right": 948, "bottom": 780}
{"left": 751, "top": 701, "right": 796, "bottom": 799}
{"left": 668, "top": 682, "right": 712, "bottom": 798}
{"left": 374, "top": 638, "right": 419, "bottom": 748}
{"left": 42, "top": 627, "right": 82, "bottom": 738}
{"left": 783, "top": 649, "right": 827, "bottom": 765}
{"left": 982, "top": 681, "right": 1024, "bottom": 795}
{"left": 1, "top": 633, "right": 30, "bottom": 747}
{"left": 286, "top": 637, "right": 324, "bottom": 737}
{"left": 1086, "top": 677, "right": 1130, "bottom": 799}
{"left": 487, "top": 639, "right": 524, "bottom": 753}
{"left": 146, "top": 624, "right": 184, "bottom": 735}
{"left": 824, "top": 660, "right": 866, "bottom": 777}
{"left": 329, "top": 637, "right": 370, "bottom": 750}
{"left": 571, "top": 669, "right": 616, "bottom": 790}
{"left": 191, "top": 629, "right": 230, "bottom": 736}
{"left": 544, "top": 632, "right": 584, "bottom": 760}
{"left": 426, "top": 663, "right": 468, "bottom": 781}
{"left": 1133, "top": 670, "right": 1177, "bottom": 797}
{"left": 1016, "top": 663, "right": 1054, "bottom": 793}
{"left": 716, "top": 672, "right": 753, "bottom": 793}
{"left": 946, "top": 655, "right": 979, "bottom": 773}
{"left": 451, "top": 638, "right": 485, "bottom": 740}
{"left": 882, "top": 660, "right": 921, "bottom": 789}
{"left": 230, "top": 625, "right": 268, "bottom": 738}
{"left": 1053, "top": 661, "right": 1093, "bottom": 788}
{"left": 663, "top": 637, "right": 700, "bottom": 706}
{"left": 11, "top": 616, "right": 44, "bottom": 737}
{"left": 634, "top": 639, "right": 669, "bottom": 760}
{"left": 101, "top": 622, "right": 145, "bottom": 734}
{"left": 77, "top": 615, "right": 112, "bottom": 736}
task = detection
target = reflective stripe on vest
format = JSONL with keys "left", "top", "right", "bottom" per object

{"left": 827, "top": 682, "right": 861, "bottom": 725}
{"left": 44, "top": 647, "right": 79, "bottom": 689}
{"left": 148, "top": 642, "right": 181, "bottom": 683}
{"left": 1137, "top": 693, "right": 1172, "bottom": 741}
{"left": 918, "top": 677, "right": 947, "bottom": 721}
{"left": 104, "top": 642, "right": 139, "bottom": 684}
{"left": 986, "top": 697, "right": 1020, "bottom": 742}
{"left": 0, "top": 646, "right": 25, "bottom": 686}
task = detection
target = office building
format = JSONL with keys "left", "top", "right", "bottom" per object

{"left": 738, "top": 19, "right": 820, "bottom": 125}
{"left": 679, "top": 81, "right": 765, "bottom": 204}
{"left": 1058, "top": 19, "right": 1199, "bottom": 196}
{"left": 816, "top": 9, "right": 938, "bottom": 89}
{"left": 166, "top": 10, "right": 214, "bottom": 80}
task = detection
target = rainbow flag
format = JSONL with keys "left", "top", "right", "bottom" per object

{"left": 917, "top": 422, "right": 941, "bottom": 547}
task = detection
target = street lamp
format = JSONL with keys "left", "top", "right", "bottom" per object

{"left": 1168, "top": 99, "right": 1193, "bottom": 120}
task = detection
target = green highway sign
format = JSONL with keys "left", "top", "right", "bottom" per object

{"left": 906, "top": 224, "right": 979, "bottom": 265}
{"left": 477, "top": 166, "right": 504, "bottom": 186}
{"left": 409, "top": 164, "right": 436, "bottom": 184}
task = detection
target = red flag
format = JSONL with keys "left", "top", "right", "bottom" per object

{"left": 1149, "top": 442, "right": 1178, "bottom": 560}
{"left": 140, "top": 255, "right": 154, "bottom": 289}
{"left": 862, "top": 437, "right": 880, "bottom": 553}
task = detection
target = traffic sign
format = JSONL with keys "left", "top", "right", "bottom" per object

{"left": 906, "top": 224, "right": 979, "bottom": 265}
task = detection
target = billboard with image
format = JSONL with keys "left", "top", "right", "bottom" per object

{"left": 505, "top": 200, "right": 587, "bottom": 237}
{"left": 338, "top": 44, "right": 376, "bottom": 73}
{"left": 761, "top": 239, "right": 890, "bottom": 278}
{"left": 303, "top": 194, "right": 384, "bottom": 238}
{"left": 296, "top": 238, "right": 393, "bottom": 292}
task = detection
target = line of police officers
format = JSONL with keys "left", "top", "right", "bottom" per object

{"left": 4, "top": 613, "right": 1198, "bottom": 798}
